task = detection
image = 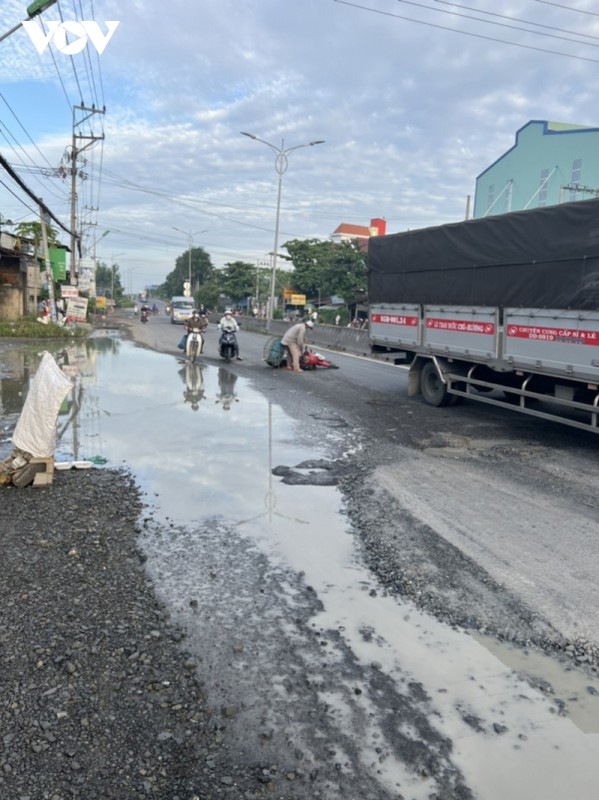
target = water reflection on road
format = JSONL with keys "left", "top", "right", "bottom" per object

{"left": 2, "top": 336, "right": 599, "bottom": 800}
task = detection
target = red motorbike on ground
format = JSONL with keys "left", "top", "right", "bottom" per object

{"left": 263, "top": 338, "right": 339, "bottom": 370}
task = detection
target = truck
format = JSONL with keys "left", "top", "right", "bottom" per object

{"left": 367, "top": 197, "right": 599, "bottom": 434}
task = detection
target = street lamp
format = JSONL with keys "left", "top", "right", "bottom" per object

{"left": 241, "top": 131, "right": 325, "bottom": 331}
{"left": 0, "top": 0, "right": 57, "bottom": 44}
{"left": 172, "top": 227, "right": 208, "bottom": 298}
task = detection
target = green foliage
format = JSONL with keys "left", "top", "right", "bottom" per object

{"left": 192, "top": 276, "right": 219, "bottom": 311}
{"left": 282, "top": 237, "right": 367, "bottom": 306}
{"left": 318, "top": 307, "right": 349, "bottom": 326}
{"left": 322, "top": 241, "right": 367, "bottom": 305}
{"left": 0, "top": 318, "right": 87, "bottom": 339}
{"left": 159, "top": 247, "right": 214, "bottom": 298}
{"left": 218, "top": 261, "right": 257, "bottom": 305}
{"left": 95, "top": 260, "right": 124, "bottom": 303}
{"left": 14, "top": 220, "right": 59, "bottom": 248}
{"left": 282, "top": 238, "right": 335, "bottom": 298}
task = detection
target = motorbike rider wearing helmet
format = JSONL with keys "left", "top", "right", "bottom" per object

{"left": 218, "top": 310, "right": 243, "bottom": 360}
{"left": 281, "top": 319, "right": 313, "bottom": 373}
{"left": 178, "top": 309, "right": 208, "bottom": 351}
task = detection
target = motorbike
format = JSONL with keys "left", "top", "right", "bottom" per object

{"left": 263, "top": 337, "right": 338, "bottom": 370}
{"left": 140, "top": 308, "right": 149, "bottom": 323}
{"left": 185, "top": 326, "right": 204, "bottom": 363}
{"left": 300, "top": 347, "right": 339, "bottom": 370}
{"left": 219, "top": 329, "right": 237, "bottom": 363}
{"left": 180, "top": 362, "right": 205, "bottom": 411}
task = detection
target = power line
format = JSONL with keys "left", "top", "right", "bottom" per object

{"left": 56, "top": 1, "right": 85, "bottom": 103}
{"left": 0, "top": 92, "right": 58, "bottom": 171}
{"left": 0, "top": 176, "right": 40, "bottom": 217}
{"left": 435, "top": 0, "right": 599, "bottom": 42}
{"left": 0, "top": 152, "right": 75, "bottom": 238}
{"left": 533, "top": 0, "right": 599, "bottom": 17}
{"left": 333, "top": 0, "right": 599, "bottom": 64}
{"left": 399, "top": 0, "right": 599, "bottom": 49}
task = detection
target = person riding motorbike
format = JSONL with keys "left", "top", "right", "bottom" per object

{"left": 218, "top": 310, "right": 243, "bottom": 360}
{"left": 178, "top": 309, "right": 208, "bottom": 352}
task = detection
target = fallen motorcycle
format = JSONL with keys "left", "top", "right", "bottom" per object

{"left": 300, "top": 348, "right": 339, "bottom": 370}
{"left": 263, "top": 337, "right": 339, "bottom": 370}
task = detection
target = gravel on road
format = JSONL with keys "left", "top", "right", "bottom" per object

{"left": 0, "top": 468, "right": 291, "bottom": 800}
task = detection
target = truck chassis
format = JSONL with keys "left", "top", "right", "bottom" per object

{"left": 370, "top": 303, "right": 599, "bottom": 435}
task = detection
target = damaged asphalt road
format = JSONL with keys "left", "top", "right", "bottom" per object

{"left": 2, "top": 317, "right": 599, "bottom": 799}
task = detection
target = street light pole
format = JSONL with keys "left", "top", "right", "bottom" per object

{"left": 241, "top": 132, "right": 325, "bottom": 332}
{"left": 0, "top": 0, "right": 57, "bottom": 44}
{"left": 172, "top": 227, "right": 208, "bottom": 299}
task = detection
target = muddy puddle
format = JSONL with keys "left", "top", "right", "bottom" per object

{"left": 2, "top": 335, "right": 599, "bottom": 799}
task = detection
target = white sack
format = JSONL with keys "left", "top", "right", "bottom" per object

{"left": 13, "top": 351, "right": 72, "bottom": 458}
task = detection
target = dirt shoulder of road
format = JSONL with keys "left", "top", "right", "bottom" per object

{"left": 0, "top": 467, "right": 291, "bottom": 799}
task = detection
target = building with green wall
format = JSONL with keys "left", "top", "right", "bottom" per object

{"left": 473, "top": 120, "right": 599, "bottom": 218}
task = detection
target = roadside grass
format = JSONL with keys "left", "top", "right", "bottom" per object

{"left": 0, "top": 317, "right": 88, "bottom": 339}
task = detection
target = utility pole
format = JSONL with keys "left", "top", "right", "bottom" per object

{"left": 256, "top": 258, "right": 269, "bottom": 312}
{"left": 67, "top": 104, "right": 105, "bottom": 285}
{"left": 39, "top": 204, "right": 56, "bottom": 321}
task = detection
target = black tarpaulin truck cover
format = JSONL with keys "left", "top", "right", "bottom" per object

{"left": 367, "top": 198, "right": 599, "bottom": 310}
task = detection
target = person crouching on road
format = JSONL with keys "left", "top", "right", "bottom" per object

{"left": 281, "top": 319, "right": 313, "bottom": 373}
{"left": 218, "top": 309, "right": 243, "bottom": 360}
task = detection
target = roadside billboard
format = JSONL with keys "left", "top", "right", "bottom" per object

{"left": 66, "top": 296, "right": 88, "bottom": 322}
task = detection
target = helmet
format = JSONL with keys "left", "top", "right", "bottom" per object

{"left": 225, "top": 309, "right": 232, "bottom": 316}
{"left": 305, "top": 320, "right": 314, "bottom": 328}
{"left": 192, "top": 309, "right": 199, "bottom": 315}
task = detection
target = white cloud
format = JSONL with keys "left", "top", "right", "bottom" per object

{"left": 1, "top": 0, "right": 599, "bottom": 288}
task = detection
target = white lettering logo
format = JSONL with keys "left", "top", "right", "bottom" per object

{"left": 22, "top": 20, "right": 120, "bottom": 55}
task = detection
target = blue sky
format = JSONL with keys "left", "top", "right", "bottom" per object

{"left": 1, "top": 0, "right": 599, "bottom": 292}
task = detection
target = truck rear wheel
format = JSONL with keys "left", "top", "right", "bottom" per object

{"left": 421, "top": 361, "right": 453, "bottom": 407}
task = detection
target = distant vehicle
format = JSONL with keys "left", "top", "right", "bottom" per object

{"left": 170, "top": 296, "right": 195, "bottom": 324}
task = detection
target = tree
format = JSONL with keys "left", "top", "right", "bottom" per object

{"left": 282, "top": 238, "right": 335, "bottom": 299}
{"left": 159, "top": 247, "right": 214, "bottom": 299}
{"left": 14, "top": 220, "right": 59, "bottom": 249}
{"left": 218, "top": 261, "right": 257, "bottom": 306}
{"left": 194, "top": 276, "right": 221, "bottom": 310}
{"left": 95, "top": 260, "right": 124, "bottom": 301}
{"left": 282, "top": 237, "right": 367, "bottom": 308}
{"left": 321, "top": 240, "right": 367, "bottom": 308}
